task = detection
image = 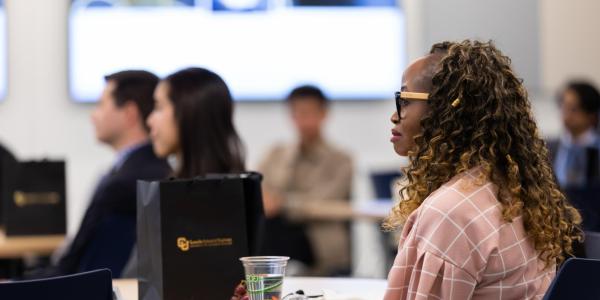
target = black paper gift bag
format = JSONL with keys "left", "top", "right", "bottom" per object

{"left": 137, "top": 172, "right": 264, "bottom": 300}
{"left": 1, "top": 160, "right": 67, "bottom": 236}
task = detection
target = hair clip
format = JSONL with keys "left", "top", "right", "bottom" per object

{"left": 451, "top": 98, "right": 461, "bottom": 107}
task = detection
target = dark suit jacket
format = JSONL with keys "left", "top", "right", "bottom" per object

{"left": 29, "top": 143, "right": 170, "bottom": 278}
{"left": 547, "top": 138, "right": 600, "bottom": 233}
{"left": 546, "top": 139, "right": 559, "bottom": 165}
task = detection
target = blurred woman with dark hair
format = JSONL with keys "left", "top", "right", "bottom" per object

{"left": 147, "top": 67, "right": 245, "bottom": 177}
{"left": 384, "top": 40, "right": 581, "bottom": 299}
{"left": 121, "top": 67, "right": 246, "bottom": 279}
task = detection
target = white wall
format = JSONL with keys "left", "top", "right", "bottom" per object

{"left": 0, "top": 0, "right": 598, "bottom": 278}
{"left": 540, "top": 0, "right": 600, "bottom": 91}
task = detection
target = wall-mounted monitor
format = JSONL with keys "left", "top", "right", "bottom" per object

{"left": 69, "top": 0, "right": 405, "bottom": 102}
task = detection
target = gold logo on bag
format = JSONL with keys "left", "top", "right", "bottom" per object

{"left": 14, "top": 191, "right": 61, "bottom": 207}
{"left": 176, "top": 237, "right": 232, "bottom": 252}
{"left": 177, "top": 237, "right": 190, "bottom": 251}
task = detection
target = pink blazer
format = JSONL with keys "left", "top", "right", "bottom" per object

{"left": 385, "top": 170, "right": 554, "bottom": 300}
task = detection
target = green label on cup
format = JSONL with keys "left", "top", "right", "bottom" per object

{"left": 245, "top": 275, "right": 283, "bottom": 294}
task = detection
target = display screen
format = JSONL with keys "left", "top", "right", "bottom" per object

{"left": 69, "top": 0, "right": 405, "bottom": 102}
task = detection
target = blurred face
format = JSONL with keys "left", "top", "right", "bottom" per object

{"left": 91, "top": 81, "right": 127, "bottom": 147}
{"left": 289, "top": 97, "right": 327, "bottom": 144}
{"left": 147, "top": 81, "right": 180, "bottom": 158}
{"left": 560, "top": 88, "right": 597, "bottom": 137}
{"left": 390, "top": 57, "right": 431, "bottom": 156}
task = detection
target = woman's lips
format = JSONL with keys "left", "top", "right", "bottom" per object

{"left": 390, "top": 129, "right": 402, "bottom": 142}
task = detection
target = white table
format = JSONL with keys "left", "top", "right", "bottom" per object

{"left": 353, "top": 200, "right": 395, "bottom": 220}
{"left": 291, "top": 199, "right": 395, "bottom": 221}
{"left": 284, "top": 277, "right": 387, "bottom": 299}
{"left": 113, "top": 277, "right": 387, "bottom": 300}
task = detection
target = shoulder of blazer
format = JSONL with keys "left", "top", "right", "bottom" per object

{"left": 116, "top": 143, "right": 170, "bottom": 179}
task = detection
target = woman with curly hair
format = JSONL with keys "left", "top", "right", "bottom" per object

{"left": 384, "top": 40, "right": 582, "bottom": 299}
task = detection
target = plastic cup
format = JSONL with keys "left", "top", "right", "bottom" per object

{"left": 239, "top": 256, "right": 290, "bottom": 300}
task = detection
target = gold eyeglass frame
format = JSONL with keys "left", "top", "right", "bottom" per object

{"left": 395, "top": 91, "right": 429, "bottom": 116}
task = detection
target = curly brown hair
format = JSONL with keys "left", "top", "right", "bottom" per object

{"left": 384, "top": 40, "right": 582, "bottom": 268}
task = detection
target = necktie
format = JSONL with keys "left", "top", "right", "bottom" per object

{"left": 566, "top": 145, "right": 586, "bottom": 187}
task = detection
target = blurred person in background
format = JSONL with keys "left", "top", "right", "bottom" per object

{"left": 547, "top": 81, "right": 600, "bottom": 189}
{"left": 121, "top": 67, "right": 246, "bottom": 278}
{"left": 27, "top": 70, "right": 170, "bottom": 278}
{"left": 547, "top": 81, "right": 600, "bottom": 241}
{"left": 258, "top": 85, "right": 353, "bottom": 276}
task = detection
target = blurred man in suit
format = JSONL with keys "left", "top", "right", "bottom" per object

{"left": 548, "top": 81, "right": 600, "bottom": 188}
{"left": 27, "top": 70, "right": 170, "bottom": 278}
{"left": 546, "top": 81, "right": 600, "bottom": 253}
{"left": 259, "top": 85, "right": 353, "bottom": 276}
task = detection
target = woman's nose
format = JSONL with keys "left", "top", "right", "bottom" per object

{"left": 391, "top": 111, "right": 400, "bottom": 124}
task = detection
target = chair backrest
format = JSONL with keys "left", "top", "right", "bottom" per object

{"left": 0, "top": 269, "right": 113, "bottom": 300}
{"left": 543, "top": 258, "right": 600, "bottom": 300}
{"left": 370, "top": 170, "right": 403, "bottom": 200}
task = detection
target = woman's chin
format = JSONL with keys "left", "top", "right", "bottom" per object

{"left": 151, "top": 144, "right": 168, "bottom": 158}
{"left": 393, "top": 144, "right": 408, "bottom": 157}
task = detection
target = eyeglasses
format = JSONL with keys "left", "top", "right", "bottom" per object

{"left": 282, "top": 289, "right": 323, "bottom": 299}
{"left": 395, "top": 91, "right": 429, "bottom": 118}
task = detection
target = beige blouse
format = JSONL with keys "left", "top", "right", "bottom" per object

{"left": 385, "top": 170, "right": 554, "bottom": 300}
{"left": 258, "top": 141, "right": 353, "bottom": 275}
